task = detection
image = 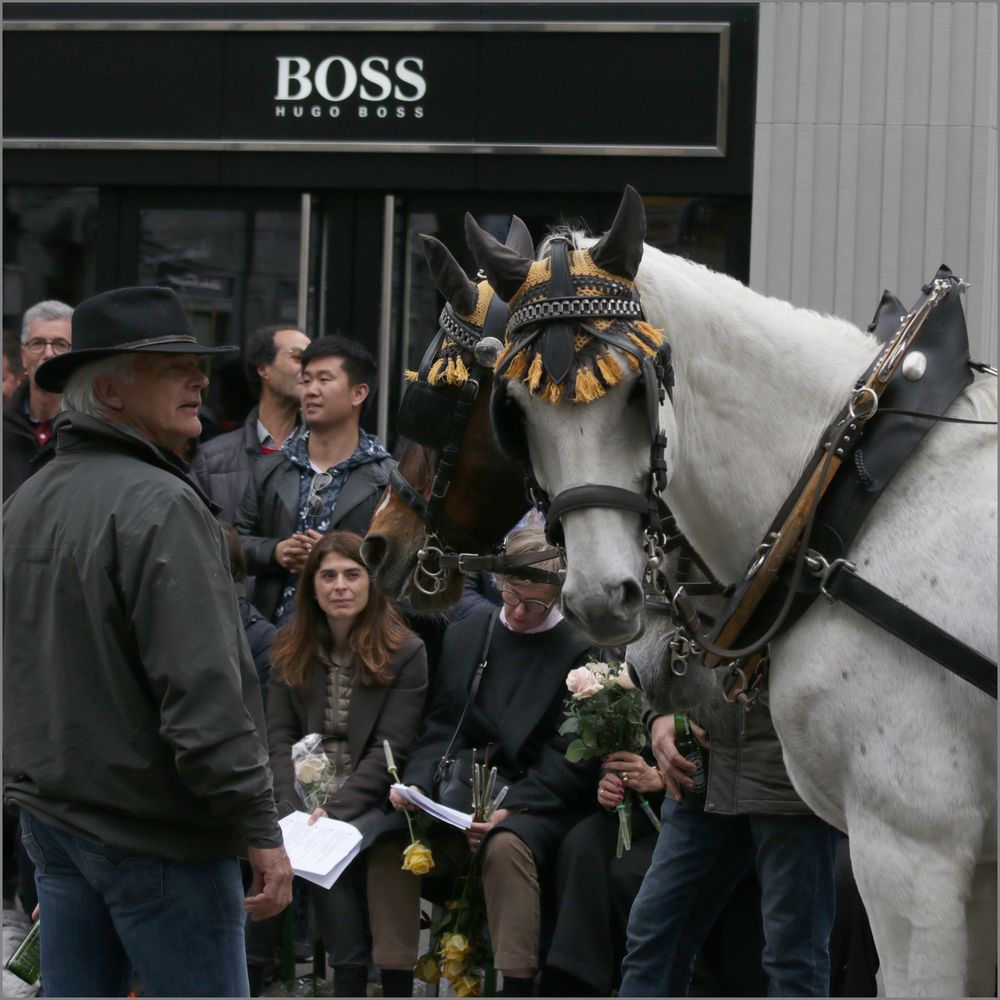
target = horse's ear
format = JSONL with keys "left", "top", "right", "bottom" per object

{"left": 420, "top": 234, "right": 479, "bottom": 317}
{"left": 589, "top": 184, "right": 646, "bottom": 280}
{"left": 505, "top": 215, "right": 535, "bottom": 259}
{"left": 465, "top": 213, "right": 533, "bottom": 302}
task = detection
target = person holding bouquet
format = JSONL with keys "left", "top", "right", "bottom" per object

{"left": 367, "top": 524, "right": 596, "bottom": 998}
{"left": 541, "top": 743, "right": 666, "bottom": 997}
{"left": 249, "top": 531, "right": 428, "bottom": 998}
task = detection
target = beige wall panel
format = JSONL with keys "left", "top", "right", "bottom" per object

{"left": 753, "top": 2, "right": 997, "bottom": 362}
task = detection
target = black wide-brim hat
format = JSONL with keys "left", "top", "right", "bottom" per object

{"left": 36, "top": 285, "right": 238, "bottom": 393}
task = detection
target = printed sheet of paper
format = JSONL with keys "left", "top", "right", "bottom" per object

{"left": 391, "top": 784, "right": 473, "bottom": 829}
{"left": 278, "top": 811, "right": 363, "bottom": 889}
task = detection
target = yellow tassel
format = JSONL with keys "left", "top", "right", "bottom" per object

{"left": 428, "top": 358, "right": 446, "bottom": 385}
{"left": 527, "top": 352, "right": 544, "bottom": 391}
{"left": 445, "top": 357, "right": 458, "bottom": 383}
{"left": 626, "top": 352, "right": 641, "bottom": 370}
{"left": 632, "top": 322, "right": 665, "bottom": 350}
{"left": 404, "top": 369, "right": 419, "bottom": 382}
{"left": 504, "top": 350, "right": 527, "bottom": 382}
{"left": 574, "top": 366, "right": 605, "bottom": 403}
{"left": 451, "top": 355, "right": 469, "bottom": 384}
{"left": 596, "top": 353, "right": 623, "bottom": 386}
{"left": 626, "top": 331, "right": 657, "bottom": 358}
{"left": 542, "top": 380, "right": 564, "bottom": 404}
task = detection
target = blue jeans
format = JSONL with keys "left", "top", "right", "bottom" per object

{"left": 619, "top": 799, "right": 837, "bottom": 997}
{"left": 20, "top": 810, "right": 250, "bottom": 997}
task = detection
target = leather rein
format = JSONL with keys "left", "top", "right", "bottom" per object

{"left": 645, "top": 272, "right": 998, "bottom": 702}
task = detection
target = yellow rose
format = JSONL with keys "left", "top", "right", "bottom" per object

{"left": 442, "top": 958, "right": 467, "bottom": 981}
{"left": 454, "top": 973, "right": 482, "bottom": 997}
{"left": 414, "top": 954, "right": 441, "bottom": 984}
{"left": 401, "top": 841, "right": 435, "bottom": 876}
{"left": 440, "top": 932, "right": 471, "bottom": 962}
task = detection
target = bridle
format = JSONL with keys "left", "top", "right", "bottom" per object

{"left": 389, "top": 289, "right": 563, "bottom": 595}
{"left": 492, "top": 238, "right": 675, "bottom": 567}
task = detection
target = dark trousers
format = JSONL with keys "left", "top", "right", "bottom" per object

{"left": 620, "top": 799, "right": 838, "bottom": 997}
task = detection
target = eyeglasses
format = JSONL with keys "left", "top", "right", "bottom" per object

{"left": 499, "top": 587, "right": 557, "bottom": 616}
{"left": 24, "top": 338, "right": 72, "bottom": 356}
{"left": 307, "top": 472, "right": 333, "bottom": 516}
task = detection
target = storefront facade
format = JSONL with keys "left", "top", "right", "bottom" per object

{"left": 3, "top": 2, "right": 758, "bottom": 442}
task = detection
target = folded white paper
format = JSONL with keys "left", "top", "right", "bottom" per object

{"left": 392, "top": 784, "right": 473, "bottom": 829}
{"left": 278, "top": 811, "right": 363, "bottom": 889}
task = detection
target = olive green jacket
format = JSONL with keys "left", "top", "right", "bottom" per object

{"left": 3, "top": 412, "right": 282, "bottom": 860}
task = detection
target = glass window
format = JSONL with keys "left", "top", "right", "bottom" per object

{"left": 643, "top": 196, "right": 730, "bottom": 273}
{"left": 3, "top": 186, "right": 99, "bottom": 329}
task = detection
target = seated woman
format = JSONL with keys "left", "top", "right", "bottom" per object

{"left": 542, "top": 748, "right": 666, "bottom": 997}
{"left": 367, "top": 524, "right": 596, "bottom": 998}
{"left": 255, "top": 531, "right": 428, "bottom": 998}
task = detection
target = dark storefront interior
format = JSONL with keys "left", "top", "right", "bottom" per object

{"left": 3, "top": 2, "right": 757, "bottom": 447}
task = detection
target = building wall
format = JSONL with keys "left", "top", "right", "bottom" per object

{"left": 751, "top": 1, "right": 998, "bottom": 363}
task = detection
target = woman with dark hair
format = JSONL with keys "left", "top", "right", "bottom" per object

{"left": 249, "top": 530, "right": 428, "bottom": 998}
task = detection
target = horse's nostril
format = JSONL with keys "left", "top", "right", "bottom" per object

{"left": 619, "top": 578, "right": 645, "bottom": 616}
{"left": 360, "top": 536, "right": 387, "bottom": 572}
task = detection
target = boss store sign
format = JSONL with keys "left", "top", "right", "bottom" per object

{"left": 4, "top": 25, "right": 731, "bottom": 155}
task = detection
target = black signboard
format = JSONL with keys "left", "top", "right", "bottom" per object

{"left": 3, "top": 22, "right": 729, "bottom": 155}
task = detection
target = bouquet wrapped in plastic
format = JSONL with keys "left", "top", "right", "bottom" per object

{"left": 292, "top": 733, "right": 336, "bottom": 812}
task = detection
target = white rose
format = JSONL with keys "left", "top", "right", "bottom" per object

{"left": 566, "top": 666, "right": 603, "bottom": 700}
{"left": 295, "top": 756, "right": 326, "bottom": 785}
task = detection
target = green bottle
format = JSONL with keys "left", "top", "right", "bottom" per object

{"left": 5, "top": 919, "right": 40, "bottom": 985}
{"left": 674, "top": 713, "right": 708, "bottom": 810}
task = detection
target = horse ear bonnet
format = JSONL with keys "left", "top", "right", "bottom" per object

{"left": 589, "top": 184, "right": 647, "bottom": 281}
{"left": 465, "top": 213, "right": 533, "bottom": 303}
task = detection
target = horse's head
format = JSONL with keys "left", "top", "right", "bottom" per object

{"left": 468, "top": 186, "right": 676, "bottom": 644}
{"left": 362, "top": 219, "right": 534, "bottom": 610}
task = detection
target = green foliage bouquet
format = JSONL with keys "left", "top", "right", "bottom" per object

{"left": 560, "top": 660, "right": 651, "bottom": 855}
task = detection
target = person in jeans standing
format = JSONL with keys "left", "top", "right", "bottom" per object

{"left": 3, "top": 286, "right": 294, "bottom": 998}
{"left": 618, "top": 685, "right": 838, "bottom": 997}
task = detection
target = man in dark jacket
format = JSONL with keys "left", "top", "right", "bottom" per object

{"left": 3, "top": 286, "right": 293, "bottom": 998}
{"left": 236, "top": 335, "right": 394, "bottom": 623}
{"left": 2, "top": 299, "right": 73, "bottom": 500}
{"left": 190, "top": 323, "right": 311, "bottom": 523}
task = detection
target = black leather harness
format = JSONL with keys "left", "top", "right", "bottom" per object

{"left": 390, "top": 293, "right": 563, "bottom": 589}
{"left": 653, "top": 268, "right": 997, "bottom": 700}
{"left": 492, "top": 239, "right": 674, "bottom": 548}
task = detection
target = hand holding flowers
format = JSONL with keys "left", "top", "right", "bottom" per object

{"left": 384, "top": 740, "right": 435, "bottom": 876}
{"left": 561, "top": 660, "right": 658, "bottom": 855}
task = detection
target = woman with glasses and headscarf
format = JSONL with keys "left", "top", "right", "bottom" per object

{"left": 247, "top": 530, "right": 428, "bottom": 998}
{"left": 366, "top": 523, "right": 598, "bottom": 998}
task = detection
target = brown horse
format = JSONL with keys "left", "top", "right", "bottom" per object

{"left": 361, "top": 222, "right": 534, "bottom": 610}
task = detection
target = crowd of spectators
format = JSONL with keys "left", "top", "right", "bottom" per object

{"left": 2, "top": 288, "right": 878, "bottom": 998}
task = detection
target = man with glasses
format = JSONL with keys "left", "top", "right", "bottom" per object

{"left": 191, "top": 323, "right": 311, "bottom": 522}
{"left": 2, "top": 299, "right": 73, "bottom": 499}
{"left": 236, "top": 335, "right": 394, "bottom": 624}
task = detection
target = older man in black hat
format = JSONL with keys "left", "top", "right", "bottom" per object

{"left": 2, "top": 286, "right": 294, "bottom": 998}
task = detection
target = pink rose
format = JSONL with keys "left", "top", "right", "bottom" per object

{"left": 566, "top": 666, "right": 603, "bottom": 700}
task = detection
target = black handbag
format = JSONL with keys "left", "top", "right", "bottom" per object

{"left": 432, "top": 609, "right": 499, "bottom": 812}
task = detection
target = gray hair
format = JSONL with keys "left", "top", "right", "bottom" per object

{"left": 493, "top": 522, "right": 564, "bottom": 589}
{"left": 21, "top": 300, "right": 74, "bottom": 343}
{"left": 61, "top": 354, "right": 137, "bottom": 418}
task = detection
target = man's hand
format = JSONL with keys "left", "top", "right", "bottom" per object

{"left": 274, "top": 531, "right": 321, "bottom": 573}
{"left": 245, "top": 845, "right": 294, "bottom": 921}
{"left": 649, "top": 714, "right": 710, "bottom": 801}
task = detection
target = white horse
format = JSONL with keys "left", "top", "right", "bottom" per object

{"left": 467, "top": 188, "right": 998, "bottom": 997}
